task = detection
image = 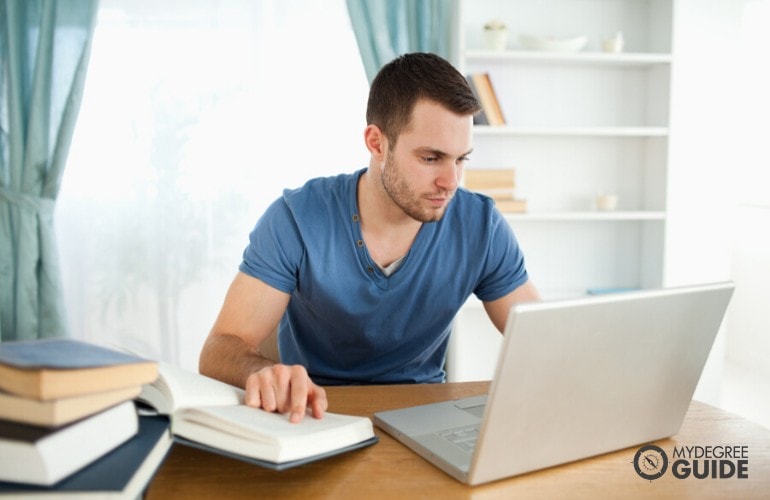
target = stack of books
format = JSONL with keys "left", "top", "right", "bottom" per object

{"left": 463, "top": 168, "right": 528, "bottom": 213}
{"left": 0, "top": 338, "right": 168, "bottom": 498}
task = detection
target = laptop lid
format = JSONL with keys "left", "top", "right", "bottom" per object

{"left": 375, "top": 282, "right": 735, "bottom": 486}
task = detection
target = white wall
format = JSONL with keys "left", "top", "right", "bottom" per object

{"left": 664, "top": 0, "right": 745, "bottom": 404}
{"left": 664, "top": 0, "right": 770, "bottom": 407}
{"left": 728, "top": 208, "right": 770, "bottom": 377}
{"left": 725, "top": 0, "right": 770, "bottom": 382}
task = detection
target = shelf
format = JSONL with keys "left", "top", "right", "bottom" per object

{"left": 460, "top": 287, "right": 613, "bottom": 307}
{"left": 501, "top": 211, "right": 666, "bottom": 222}
{"left": 465, "top": 50, "right": 673, "bottom": 67}
{"left": 473, "top": 126, "right": 669, "bottom": 137}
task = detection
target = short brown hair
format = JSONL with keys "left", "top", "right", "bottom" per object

{"left": 366, "top": 52, "right": 481, "bottom": 144}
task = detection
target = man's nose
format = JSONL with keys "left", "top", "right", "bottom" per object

{"left": 435, "top": 162, "right": 459, "bottom": 192}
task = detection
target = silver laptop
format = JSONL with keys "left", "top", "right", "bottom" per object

{"left": 374, "top": 282, "right": 735, "bottom": 485}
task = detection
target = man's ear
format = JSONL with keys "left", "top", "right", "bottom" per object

{"left": 364, "top": 124, "right": 387, "bottom": 160}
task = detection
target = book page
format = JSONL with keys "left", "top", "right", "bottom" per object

{"left": 174, "top": 405, "right": 375, "bottom": 463}
{"left": 140, "top": 363, "right": 244, "bottom": 413}
{"left": 179, "top": 405, "right": 370, "bottom": 441}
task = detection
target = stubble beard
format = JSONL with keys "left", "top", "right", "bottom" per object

{"left": 380, "top": 153, "right": 453, "bottom": 223}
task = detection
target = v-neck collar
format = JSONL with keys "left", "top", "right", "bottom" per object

{"left": 347, "top": 169, "right": 433, "bottom": 290}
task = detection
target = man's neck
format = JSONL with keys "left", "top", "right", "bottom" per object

{"left": 357, "top": 169, "right": 422, "bottom": 268}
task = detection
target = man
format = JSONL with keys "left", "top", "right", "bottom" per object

{"left": 199, "top": 52, "right": 539, "bottom": 423}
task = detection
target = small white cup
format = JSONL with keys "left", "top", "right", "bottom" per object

{"left": 601, "top": 32, "right": 624, "bottom": 53}
{"left": 483, "top": 28, "right": 509, "bottom": 51}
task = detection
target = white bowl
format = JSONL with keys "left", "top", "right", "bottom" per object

{"left": 519, "top": 34, "right": 588, "bottom": 52}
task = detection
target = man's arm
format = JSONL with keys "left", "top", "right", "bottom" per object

{"left": 199, "top": 272, "right": 327, "bottom": 422}
{"left": 482, "top": 279, "right": 541, "bottom": 333}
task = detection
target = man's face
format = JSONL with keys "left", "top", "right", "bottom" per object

{"left": 380, "top": 99, "right": 474, "bottom": 223}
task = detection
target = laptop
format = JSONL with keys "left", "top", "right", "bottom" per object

{"left": 373, "top": 282, "right": 735, "bottom": 485}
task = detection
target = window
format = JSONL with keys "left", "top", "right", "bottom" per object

{"left": 57, "top": 0, "right": 369, "bottom": 368}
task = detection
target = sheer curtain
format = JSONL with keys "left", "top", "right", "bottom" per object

{"left": 0, "top": 0, "right": 98, "bottom": 341}
{"left": 346, "top": 0, "right": 459, "bottom": 82}
{"left": 57, "top": 0, "right": 369, "bottom": 369}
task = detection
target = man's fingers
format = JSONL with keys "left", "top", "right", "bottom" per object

{"left": 260, "top": 373, "right": 280, "bottom": 412}
{"left": 244, "top": 364, "right": 323, "bottom": 423}
{"left": 271, "top": 364, "right": 294, "bottom": 414}
{"left": 244, "top": 367, "right": 279, "bottom": 411}
{"left": 308, "top": 384, "right": 328, "bottom": 420}
{"left": 244, "top": 376, "right": 262, "bottom": 409}
{"left": 289, "top": 371, "right": 309, "bottom": 423}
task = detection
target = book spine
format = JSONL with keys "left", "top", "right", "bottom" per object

{"left": 466, "top": 75, "right": 490, "bottom": 126}
{"left": 471, "top": 73, "right": 505, "bottom": 126}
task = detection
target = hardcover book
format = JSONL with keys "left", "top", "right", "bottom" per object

{"left": 0, "top": 415, "right": 172, "bottom": 498}
{"left": 0, "top": 401, "right": 138, "bottom": 486}
{"left": 0, "top": 386, "right": 141, "bottom": 427}
{"left": 465, "top": 75, "right": 490, "bottom": 125}
{"left": 463, "top": 168, "right": 527, "bottom": 213}
{"left": 469, "top": 72, "right": 506, "bottom": 126}
{"left": 0, "top": 338, "right": 158, "bottom": 400}
{"left": 137, "top": 363, "right": 377, "bottom": 469}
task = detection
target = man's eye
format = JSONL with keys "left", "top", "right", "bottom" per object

{"left": 422, "top": 156, "right": 438, "bottom": 163}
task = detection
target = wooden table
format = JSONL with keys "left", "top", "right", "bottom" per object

{"left": 145, "top": 382, "right": 770, "bottom": 499}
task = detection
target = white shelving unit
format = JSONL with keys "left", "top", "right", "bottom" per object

{"left": 457, "top": 0, "right": 674, "bottom": 298}
{"left": 449, "top": 0, "right": 675, "bottom": 381}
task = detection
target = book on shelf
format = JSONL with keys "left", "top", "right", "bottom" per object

{"left": 137, "top": 363, "right": 378, "bottom": 470}
{"left": 465, "top": 75, "right": 490, "bottom": 125}
{"left": 0, "top": 415, "right": 172, "bottom": 499}
{"left": 0, "top": 386, "right": 141, "bottom": 427}
{"left": 469, "top": 72, "right": 505, "bottom": 126}
{"left": 0, "top": 338, "right": 158, "bottom": 400}
{"left": 463, "top": 168, "right": 516, "bottom": 198}
{"left": 0, "top": 400, "right": 138, "bottom": 486}
{"left": 492, "top": 198, "right": 528, "bottom": 213}
{"left": 463, "top": 168, "right": 527, "bottom": 213}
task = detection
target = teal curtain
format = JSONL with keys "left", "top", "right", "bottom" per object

{"left": 346, "top": 0, "right": 458, "bottom": 83}
{"left": 0, "top": 0, "right": 98, "bottom": 341}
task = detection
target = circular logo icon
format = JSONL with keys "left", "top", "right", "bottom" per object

{"left": 633, "top": 444, "right": 668, "bottom": 481}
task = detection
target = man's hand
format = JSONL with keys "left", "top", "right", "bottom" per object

{"left": 244, "top": 364, "right": 328, "bottom": 423}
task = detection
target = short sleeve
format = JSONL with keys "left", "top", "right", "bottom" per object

{"left": 473, "top": 210, "right": 529, "bottom": 302}
{"left": 239, "top": 197, "right": 304, "bottom": 294}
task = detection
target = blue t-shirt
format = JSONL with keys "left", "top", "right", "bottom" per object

{"left": 239, "top": 169, "right": 529, "bottom": 385}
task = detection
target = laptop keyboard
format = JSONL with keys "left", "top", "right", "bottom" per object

{"left": 438, "top": 424, "right": 479, "bottom": 453}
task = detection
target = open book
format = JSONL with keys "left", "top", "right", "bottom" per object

{"left": 136, "top": 363, "right": 377, "bottom": 469}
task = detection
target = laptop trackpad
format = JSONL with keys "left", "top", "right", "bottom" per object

{"left": 459, "top": 404, "right": 485, "bottom": 418}
{"left": 454, "top": 395, "right": 487, "bottom": 418}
